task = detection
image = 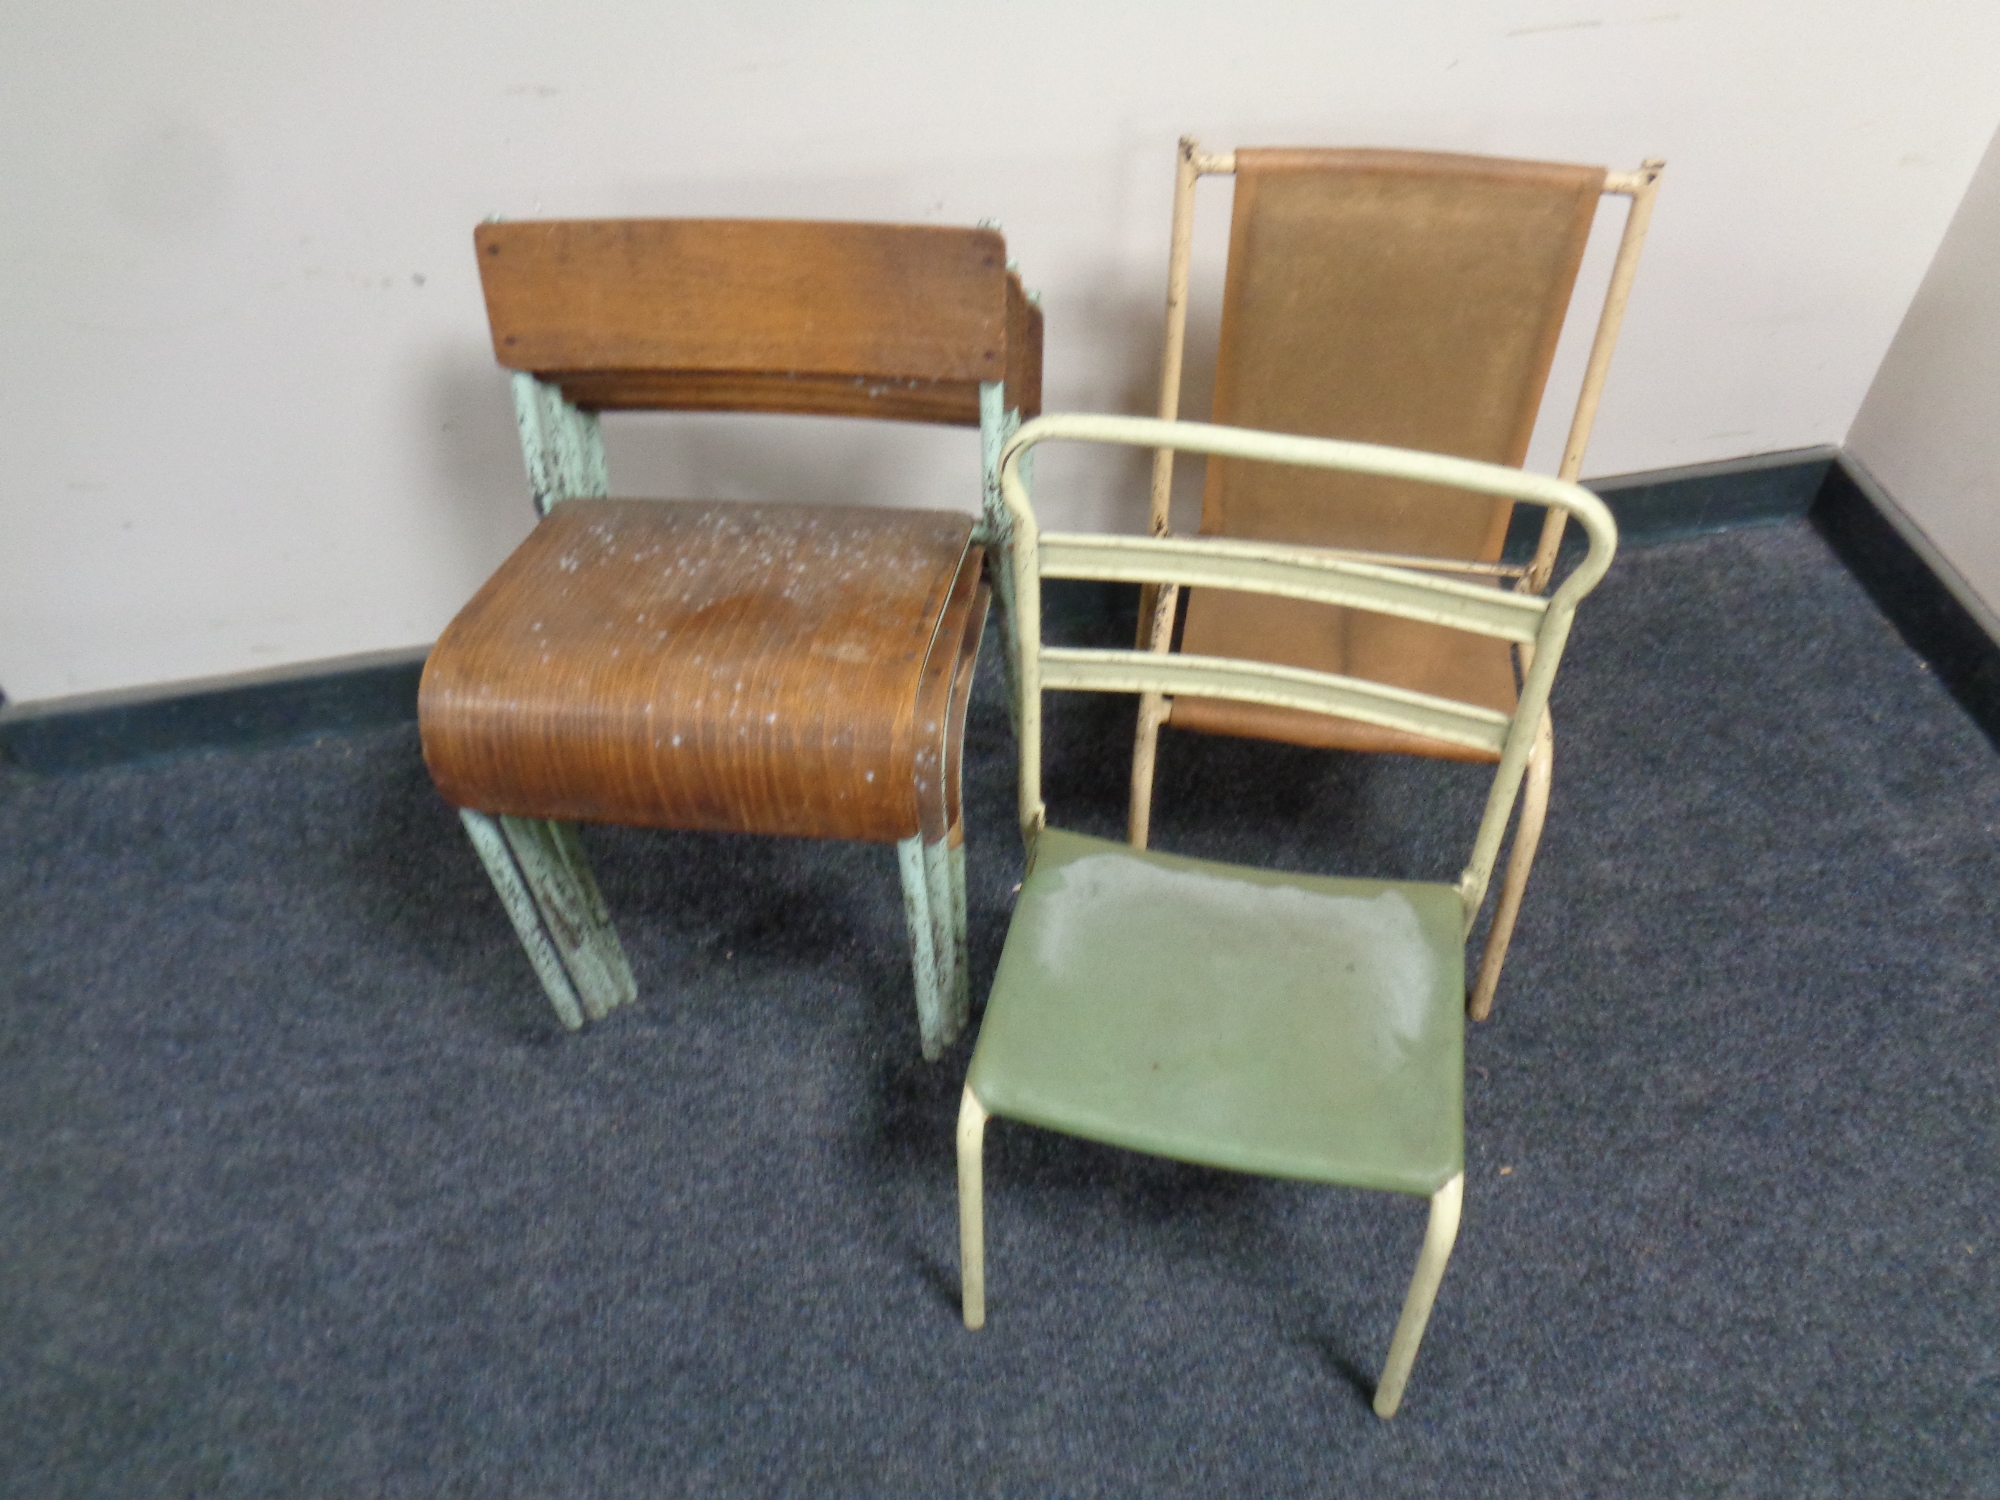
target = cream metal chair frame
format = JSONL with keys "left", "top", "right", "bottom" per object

{"left": 1131, "top": 141, "right": 1662, "bottom": 1019}
{"left": 961, "top": 411, "right": 1617, "bottom": 1417}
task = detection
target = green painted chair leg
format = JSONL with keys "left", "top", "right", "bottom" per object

{"left": 924, "top": 835, "right": 959, "bottom": 1034}
{"left": 459, "top": 809, "right": 587, "bottom": 1030}
{"left": 897, "top": 834, "right": 949, "bottom": 1060}
{"left": 948, "top": 839, "right": 971, "bottom": 1033}
{"left": 496, "top": 815, "right": 636, "bottom": 1024}
{"left": 460, "top": 809, "right": 635, "bottom": 1027}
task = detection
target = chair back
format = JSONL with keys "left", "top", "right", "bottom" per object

{"left": 1203, "top": 149, "right": 1604, "bottom": 563}
{"left": 1000, "top": 414, "right": 1617, "bottom": 923}
{"left": 475, "top": 219, "right": 1042, "bottom": 426}
{"left": 1133, "top": 142, "right": 1660, "bottom": 764}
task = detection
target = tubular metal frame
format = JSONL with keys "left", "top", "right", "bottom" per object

{"left": 1003, "top": 413, "right": 1617, "bottom": 931}
{"left": 1132, "top": 140, "right": 1663, "bottom": 1018}
{"left": 965, "top": 410, "right": 1618, "bottom": 1415}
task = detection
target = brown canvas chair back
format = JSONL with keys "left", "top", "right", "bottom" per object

{"left": 1201, "top": 149, "right": 1604, "bottom": 560}
{"left": 1162, "top": 146, "right": 1655, "bottom": 760}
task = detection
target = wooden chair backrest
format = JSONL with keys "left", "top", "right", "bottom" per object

{"left": 1202, "top": 149, "right": 1604, "bottom": 564}
{"left": 476, "top": 219, "right": 1041, "bottom": 426}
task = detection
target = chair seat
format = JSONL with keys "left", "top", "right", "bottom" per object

{"left": 967, "top": 827, "right": 1465, "bottom": 1196}
{"left": 420, "top": 498, "right": 983, "bottom": 844}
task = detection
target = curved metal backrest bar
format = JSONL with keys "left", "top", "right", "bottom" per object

{"left": 1041, "top": 647, "right": 1509, "bottom": 757}
{"left": 1010, "top": 415, "right": 1616, "bottom": 595}
{"left": 1039, "top": 532, "right": 1547, "bottom": 643}
{"left": 999, "top": 412, "right": 1617, "bottom": 920}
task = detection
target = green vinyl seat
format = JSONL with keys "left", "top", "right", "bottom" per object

{"left": 970, "top": 826, "right": 1464, "bottom": 1196}
{"left": 954, "top": 412, "right": 1619, "bottom": 1420}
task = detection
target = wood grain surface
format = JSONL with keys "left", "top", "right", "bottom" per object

{"left": 545, "top": 369, "right": 994, "bottom": 426}
{"left": 943, "top": 583, "right": 990, "bottom": 843}
{"left": 912, "top": 558, "right": 988, "bottom": 845}
{"left": 1005, "top": 272, "right": 1044, "bottom": 422}
{"left": 477, "top": 220, "right": 1010, "bottom": 414}
{"left": 420, "top": 500, "right": 982, "bottom": 843}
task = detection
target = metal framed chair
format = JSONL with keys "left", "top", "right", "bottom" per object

{"left": 419, "top": 219, "right": 1042, "bottom": 1058}
{"left": 1131, "top": 141, "right": 1662, "bottom": 1018}
{"left": 958, "top": 412, "right": 1617, "bottom": 1418}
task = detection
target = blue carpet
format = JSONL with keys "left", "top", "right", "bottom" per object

{"left": 1, "top": 521, "right": 1995, "bottom": 1496}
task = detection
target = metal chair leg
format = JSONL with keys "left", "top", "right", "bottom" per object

{"left": 498, "top": 815, "right": 636, "bottom": 1023}
{"left": 1373, "top": 1173, "right": 1464, "bottom": 1419}
{"left": 1126, "top": 581, "right": 1180, "bottom": 851}
{"left": 898, "top": 835, "right": 949, "bottom": 1060}
{"left": 948, "top": 834, "right": 971, "bottom": 1034}
{"left": 460, "top": 809, "right": 635, "bottom": 1028}
{"left": 1469, "top": 709, "right": 1553, "bottom": 1021}
{"left": 1128, "top": 694, "right": 1169, "bottom": 851}
{"left": 957, "top": 1086, "right": 990, "bottom": 1329}
{"left": 924, "top": 834, "right": 959, "bottom": 1032}
{"left": 460, "top": 810, "right": 586, "bottom": 1029}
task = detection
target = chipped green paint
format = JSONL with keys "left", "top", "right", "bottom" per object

{"left": 924, "top": 835, "right": 959, "bottom": 1031}
{"left": 512, "top": 373, "right": 608, "bottom": 516}
{"left": 975, "top": 380, "right": 1009, "bottom": 546}
{"left": 459, "top": 808, "right": 587, "bottom": 1030}
{"left": 497, "top": 814, "right": 636, "bottom": 1022}
{"left": 973, "top": 379, "right": 1027, "bottom": 734}
{"left": 454, "top": 381, "right": 628, "bottom": 1032}
{"left": 948, "top": 840, "right": 971, "bottom": 1034}
{"left": 898, "top": 834, "right": 949, "bottom": 1060}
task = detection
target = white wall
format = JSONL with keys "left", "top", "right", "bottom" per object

{"left": 1846, "top": 123, "right": 2000, "bottom": 631}
{"left": 5, "top": 1, "right": 2000, "bottom": 704}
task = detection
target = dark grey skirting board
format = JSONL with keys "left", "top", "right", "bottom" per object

{"left": 5, "top": 445, "right": 1994, "bottom": 771}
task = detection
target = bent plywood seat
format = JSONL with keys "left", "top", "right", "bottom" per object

{"left": 1132, "top": 142, "right": 1662, "bottom": 1017}
{"left": 420, "top": 219, "right": 1041, "bottom": 1057}
{"left": 957, "top": 412, "right": 1619, "bottom": 1418}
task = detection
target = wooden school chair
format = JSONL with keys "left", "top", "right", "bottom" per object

{"left": 957, "top": 412, "right": 1618, "bottom": 1416}
{"left": 419, "top": 219, "right": 1042, "bottom": 1058}
{"left": 1131, "top": 141, "right": 1661, "bottom": 1018}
